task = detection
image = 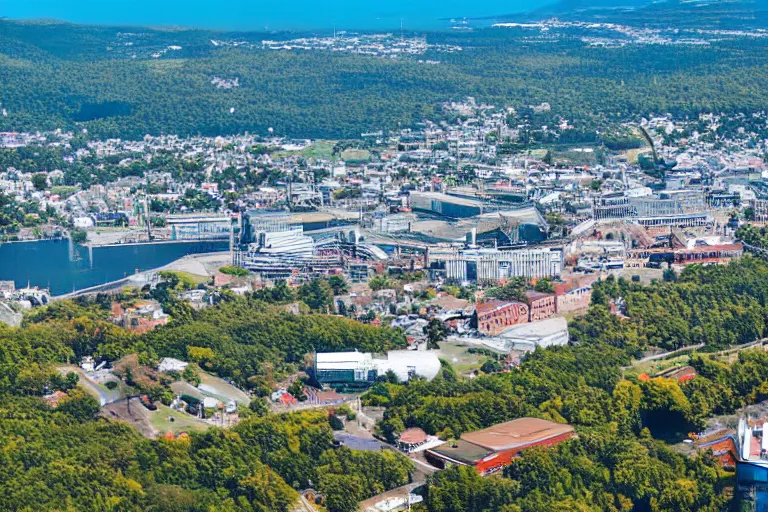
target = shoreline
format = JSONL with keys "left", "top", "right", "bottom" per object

{"left": 0, "top": 236, "right": 67, "bottom": 245}
{"left": 84, "top": 238, "right": 231, "bottom": 248}
{"left": 52, "top": 250, "right": 232, "bottom": 299}
{"left": 0, "top": 238, "right": 231, "bottom": 298}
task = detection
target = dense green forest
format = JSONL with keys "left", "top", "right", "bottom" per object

{"left": 0, "top": 394, "right": 413, "bottom": 511}
{"left": 9, "top": 258, "right": 768, "bottom": 509}
{"left": 570, "top": 258, "right": 768, "bottom": 352}
{"left": 736, "top": 224, "right": 768, "bottom": 248}
{"left": 370, "top": 258, "right": 768, "bottom": 440}
{"left": 3, "top": 4, "right": 768, "bottom": 140}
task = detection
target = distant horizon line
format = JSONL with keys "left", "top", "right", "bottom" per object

{"left": 0, "top": 6, "right": 552, "bottom": 34}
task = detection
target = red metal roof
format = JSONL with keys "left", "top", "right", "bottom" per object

{"left": 461, "top": 418, "right": 575, "bottom": 452}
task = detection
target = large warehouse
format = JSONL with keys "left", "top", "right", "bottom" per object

{"left": 425, "top": 418, "right": 575, "bottom": 475}
{"left": 409, "top": 191, "right": 486, "bottom": 218}
{"left": 314, "top": 350, "right": 441, "bottom": 389}
{"left": 430, "top": 246, "right": 563, "bottom": 283}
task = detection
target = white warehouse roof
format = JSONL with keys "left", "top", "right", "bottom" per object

{"left": 315, "top": 350, "right": 441, "bottom": 382}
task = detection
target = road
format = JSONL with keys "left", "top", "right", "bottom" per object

{"left": 623, "top": 338, "right": 768, "bottom": 371}
{"left": 293, "top": 491, "right": 320, "bottom": 512}
{"left": 623, "top": 343, "right": 705, "bottom": 369}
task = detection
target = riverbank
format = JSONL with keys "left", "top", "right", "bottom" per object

{"left": 54, "top": 251, "right": 232, "bottom": 299}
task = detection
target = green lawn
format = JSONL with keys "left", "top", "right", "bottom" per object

{"left": 301, "top": 140, "right": 337, "bottom": 161}
{"left": 436, "top": 341, "right": 488, "bottom": 374}
{"left": 624, "top": 354, "right": 691, "bottom": 379}
{"left": 269, "top": 140, "right": 337, "bottom": 161}
{"left": 150, "top": 404, "right": 210, "bottom": 435}
{"left": 162, "top": 270, "right": 209, "bottom": 286}
{"left": 340, "top": 148, "right": 371, "bottom": 162}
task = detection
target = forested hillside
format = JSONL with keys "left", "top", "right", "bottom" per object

{"left": 0, "top": 295, "right": 410, "bottom": 512}
{"left": 3, "top": 2, "right": 768, "bottom": 140}
{"left": 0, "top": 395, "right": 413, "bottom": 511}
{"left": 6, "top": 257, "right": 768, "bottom": 509}
{"left": 9, "top": 258, "right": 768, "bottom": 510}
{"left": 15, "top": 294, "right": 405, "bottom": 391}
{"left": 363, "top": 257, "right": 768, "bottom": 511}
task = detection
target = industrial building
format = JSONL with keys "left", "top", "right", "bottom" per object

{"left": 425, "top": 418, "right": 575, "bottom": 475}
{"left": 494, "top": 208, "right": 550, "bottom": 244}
{"left": 592, "top": 193, "right": 635, "bottom": 220}
{"left": 499, "top": 316, "right": 570, "bottom": 350}
{"left": 166, "top": 214, "right": 235, "bottom": 241}
{"left": 592, "top": 192, "right": 709, "bottom": 226}
{"left": 237, "top": 211, "right": 386, "bottom": 279}
{"left": 404, "top": 208, "right": 549, "bottom": 246}
{"left": 372, "top": 213, "right": 416, "bottom": 233}
{"left": 636, "top": 213, "right": 712, "bottom": 228}
{"left": 430, "top": 246, "right": 563, "bottom": 283}
{"left": 525, "top": 291, "right": 557, "bottom": 322}
{"left": 409, "top": 191, "right": 486, "bottom": 218}
{"left": 627, "top": 243, "right": 743, "bottom": 266}
{"left": 238, "top": 212, "right": 331, "bottom": 277}
{"left": 314, "top": 350, "right": 441, "bottom": 389}
{"left": 752, "top": 199, "right": 768, "bottom": 222}
{"left": 240, "top": 211, "right": 299, "bottom": 246}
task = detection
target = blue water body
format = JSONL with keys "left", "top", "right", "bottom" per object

{"left": 0, "top": 239, "right": 228, "bottom": 296}
{"left": 3, "top": 0, "right": 555, "bottom": 31}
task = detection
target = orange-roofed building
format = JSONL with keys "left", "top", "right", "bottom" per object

{"left": 397, "top": 428, "right": 429, "bottom": 453}
{"left": 426, "top": 418, "right": 575, "bottom": 475}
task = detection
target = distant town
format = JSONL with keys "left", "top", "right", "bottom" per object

{"left": 3, "top": 96, "right": 766, "bottom": 297}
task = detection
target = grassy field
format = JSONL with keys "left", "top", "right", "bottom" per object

{"left": 340, "top": 148, "right": 371, "bottom": 162}
{"left": 163, "top": 270, "right": 209, "bottom": 285}
{"left": 436, "top": 341, "right": 488, "bottom": 375}
{"left": 302, "top": 140, "right": 337, "bottom": 160}
{"left": 270, "top": 141, "right": 370, "bottom": 162}
{"left": 150, "top": 404, "right": 211, "bottom": 436}
{"left": 269, "top": 140, "right": 337, "bottom": 161}
{"left": 611, "top": 266, "right": 664, "bottom": 285}
{"left": 622, "top": 148, "right": 651, "bottom": 165}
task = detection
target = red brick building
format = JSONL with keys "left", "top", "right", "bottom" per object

{"left": 525, "top": 291, "right": 557, "bottom": 322}
{"left": 425, "top": 418, "right": 576, "bottom": 475}
{"left": 474, "top": 300, "right": 529, "bottom": 336}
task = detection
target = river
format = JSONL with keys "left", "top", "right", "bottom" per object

{"left": 0, "top": 239, "right": 228, "bottom": 296}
